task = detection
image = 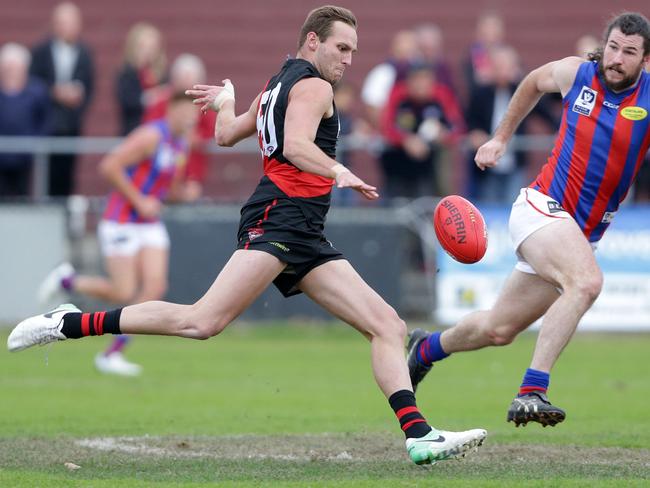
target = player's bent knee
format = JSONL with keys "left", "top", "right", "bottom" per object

{"left": 191, "top": 318, "right": 230, "bottom": 340}
{"left": 566, "top": 271, "right": 603, "bottom": 306}
{"left": 486, "top": 325, "right": 518, "bottom": 346}
{"left": 181, "top": 308, "right": 234, "bottom": 340}
{"left": 369, "top": 308, "right": 407, "bottom": 341}
{"left": 579, "top": 274, "right": 603, "bottom": 304}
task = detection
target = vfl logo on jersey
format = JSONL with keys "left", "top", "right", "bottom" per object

{"left": 547, "top": 200, "right": 565, "bottom": 214}
{"left": 572, "top": 86, "right": 597, "bottom": 116}
{"left": 620, "top": 106, "right": 648, "bottom": 121}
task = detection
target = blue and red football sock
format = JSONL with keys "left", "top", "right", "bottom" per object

{"left": 518, "top": 368, "right": 550, "bottom": 396}
{"left": 416, "top": 331, "right": 450, "bottom": 367}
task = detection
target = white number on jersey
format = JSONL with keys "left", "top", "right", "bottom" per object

{"left": 257, "top": 83, "right": 282, "bottom": 157}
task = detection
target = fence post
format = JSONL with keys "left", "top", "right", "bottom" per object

{"left": 32, "top": 151, "right": 49, "bottom": 200}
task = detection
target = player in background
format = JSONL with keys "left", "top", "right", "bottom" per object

{"left": 144, "top": 53, "right": 216, "bottom": 199}
{"left": 10, "top": 6, "right": 486, "bottom": 465}
{"left": 38, "top": 92, "right": 199, "bottom": 375}
{"left": 408, "top": 12, "right": 650, "bottom": 427}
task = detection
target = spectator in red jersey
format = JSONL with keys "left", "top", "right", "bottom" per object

{"left": 115, "top": 22, "right": 166, "bottom": 135}
{"left": 380, "top": 63, "right": 464, "bottom": 201}
{"left": 143, "top": 53, "right": 216, "bottom": 199}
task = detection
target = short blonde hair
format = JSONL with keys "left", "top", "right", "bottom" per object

{"left": 123, "top": 22, "right": 166, "bottom": 80}
{"left": 298, "top": 5, "right": 357, "bottom": 49}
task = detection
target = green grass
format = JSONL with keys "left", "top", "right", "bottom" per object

{"left": 1, "top": 324, "right": 649, "bottom": 487}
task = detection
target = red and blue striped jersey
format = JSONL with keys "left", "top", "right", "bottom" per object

{"left": 531, "top": 61, "right": 650, "bottom": 242}
{"left": 103, "top": 120, "right": 188, "bottom": 223}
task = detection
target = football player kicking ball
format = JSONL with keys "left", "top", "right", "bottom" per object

{"left": 408, "top": 12, "right": 650, "bottom": 428}
{"left": 8, "top": 6, "right": 486, "bottom": 465}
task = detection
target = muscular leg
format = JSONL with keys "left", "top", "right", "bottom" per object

{"left": 297, "top": 259, "right": 410, "bottom": 397}
{"left": 518, "top": 219, "right": 602, "bottom": 372}
{"left": 441, "top": 269, "right": 560, "bottom": 353}
{"left": 441, "top": 218, "right": 602, "bottom": 373}
{"left": 119, "top": 250, "right": 286, "bottom": 338}
{"left": 298, "top": 259, "right": 487, "bottom": 463}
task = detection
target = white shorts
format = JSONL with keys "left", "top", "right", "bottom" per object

{"left": 98, "top": 220, "right": 170, "bottom": 257}
{"left": 508, "top": 188, "right": 573, "bottom": 274}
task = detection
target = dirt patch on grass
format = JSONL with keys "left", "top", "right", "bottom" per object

{"left": 1, "top": 434, "right": 648, "bottom": 481}
{"left": 4, "top": 433, "right": 649, "bottom": 465}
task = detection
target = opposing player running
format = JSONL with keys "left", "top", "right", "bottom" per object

{"left": 38, "top": 92, "right": 198, "bottom": 376}
{"left": 9, "top": 6, "right": 486, "bottom": 465}
{"left": 408, "top": 12, "right": 650, "bottom": 427}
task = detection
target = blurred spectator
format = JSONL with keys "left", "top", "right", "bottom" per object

{"left": 380, "top": 63, "right": 464, "bottom": 201}
{"left": 30, "top": 1, "right": 94, "bottom": 197}
{"left": 464, "top": 11, "right": 505, "bottom": 92}
{"left": 331, "top": 81, "right": 369, "bottom": 206}
{"left": 0, "top": 43, "right": 50, "bottom": 197}
{"left": 143, "top": 53, "right": 214, "bottom": 198}
{"left": 465, "top": 45, "right": 557, "bottom": 203}
{"left": 575, "top": 34, "right": 600, "bottom": 59}
{"left": 413, "top": 23, "right": 456, "bottom": 93}
{"left": 361, "top": 30, "right": 419, "bottom": 129}
{"left": 116, "top": 22, "right": 166, "bottom": 136}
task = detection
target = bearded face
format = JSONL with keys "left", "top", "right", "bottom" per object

{"left": 598, "top": 56, "right": 645, "bottom": 92}
{"left": 599, "top": 28, "right": 648, "bottom": 92}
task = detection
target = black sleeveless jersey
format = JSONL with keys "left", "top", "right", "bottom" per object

{"left": 256, "top": 58, "right": 339, "bottom": 198}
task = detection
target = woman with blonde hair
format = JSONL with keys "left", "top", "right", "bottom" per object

{"left": 116, "top": 22, "right": 167, "bottom": 135}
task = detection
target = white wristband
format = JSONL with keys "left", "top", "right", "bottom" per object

{"left": 212, "top": 80, "right": 235, "bottom": 111}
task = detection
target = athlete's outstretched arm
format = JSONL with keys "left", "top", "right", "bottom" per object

{"left": 100, "top": 126, "right": 162, "bottom": 219}
{"left": 284, "top": 77, "right": 378, "bottom": 200}
{"left": 185, "top": 80, "right": 259, "bottom": 147}
{"left": 475, "top": 56, "right": 583, "bottom": 170}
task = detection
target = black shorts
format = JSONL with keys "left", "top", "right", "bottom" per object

{"left": 236, "top": 194, "right": 344, "bottom": 297}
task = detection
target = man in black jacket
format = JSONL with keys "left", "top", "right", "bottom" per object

{"left": 30, "top": 2, "right": 94, "bottom": 197}
{"left": 465, "top": 45, "right": 557, "bottom": 202}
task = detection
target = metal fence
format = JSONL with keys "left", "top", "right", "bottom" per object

{"left": 0, "top": 134, "right": 557, "bottom": 200}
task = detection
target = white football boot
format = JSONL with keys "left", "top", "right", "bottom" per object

{"left": 37, "top": 262, "right": 75, "bottom": 305}
{"left": 95, "top": 352, "right": 142, "bottom": 377}
{"left": 7, "top": 303, "right": 80, "bottom": 352}
{"left": 406, "top": 427, "right": 487, "bottom": 465}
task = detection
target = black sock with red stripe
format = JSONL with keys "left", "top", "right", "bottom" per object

{"left": 60, "top": 309, "right": 122, "bottom": 339}
{"left": 389, "top": 389, "right": 432, "bottom": 439}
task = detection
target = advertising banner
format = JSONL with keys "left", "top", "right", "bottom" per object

{"left": 436, "top": 204, "right": 650, "bottom": 331}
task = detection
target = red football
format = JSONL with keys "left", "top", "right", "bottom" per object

{"left": 433, "top": 195, "right": 488, "bottom": 264}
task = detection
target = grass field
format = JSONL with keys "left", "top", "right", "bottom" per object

{"left": 1, "top": 323, "right": 649, "bottom": 487}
